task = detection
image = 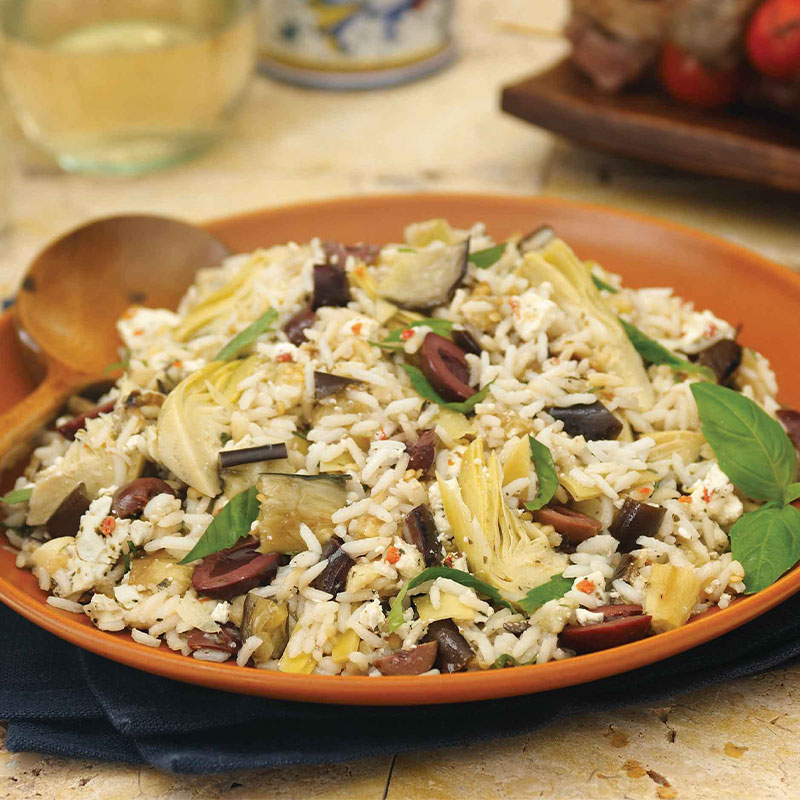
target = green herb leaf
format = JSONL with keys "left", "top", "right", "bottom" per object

{"left": 179, "top": 486, "right": 260, "bottom": 564}
{"left": 591, "top": 274, "right": 619, "bottom": 294}
{"left": 371, "top": 319, "right": 454, "bottom": 351}
{"left": 216, "top": 308, "right": 278, "bottom": 361}
{"left": 524, "top": 437, "right": 558, "bottom": 512}
{"left": 401, "top": 365, "right": 492, "bottom": 415}
{"left": 492, "top": 654, "right": 522, "bottom": 669}
{"left": 731, "top": 504, "right": 800, "bottom": 593}
{"left": 786, "top": 483, "right": 800, "bottom": 504}
{"left": 691, "top": 383, "right": 798, "bottom": 503}
{"left": 469, "top": 243, "right": 507, "bottom": 269}
{"left": 1, "top": 488, "right": 32, "bottom": 505}
{"left": 620, "top": 319, "right": 714, "bottom": 380}
{"left": 123, "top": 541, "right": 139, "bottom": 574}
{"left": 386, "top": 566, "right": 513, "bottom": 632}
{"left": 397, "top": 246, "right": 416, "bottom": 253}
{"left": 518, "top": 574, "right": 573, "bottom": 614}
{"left": 103, "top": 360, "right": 129, "bottom": 375}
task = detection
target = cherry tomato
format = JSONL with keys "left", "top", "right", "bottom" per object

{"left": 746, "top": 0, "right": 800, "bottom": 80}
{"left": 659, "top": 42, "right": 740, "bottom": 109}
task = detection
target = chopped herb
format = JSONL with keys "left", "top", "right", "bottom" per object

{"left": 103, "top": 360, "right": 130, "bottom": 374}
{"left": 620, "top": 319, "right": 714, "bottom": 380}
{"left": 492, "top": 654, "right": 523, "bottom": 669}
{"left": 216, "top": 308, "right": 278, "bottom": 361}
{"left": 220, "top": 432, "right": 232, "bottom": 445}
{"left": 469, "top": 243, "right": 507, "bottom": 269}
{"left": 518, "top": 574, "right": 573, "bottom": 614}
{"left": 591, "top": 274, "right": 618, "bottom": 294}
{"left": 123, "top": 541, "right": 139, "bottom": 573}
{"left": 371, "top": 318, "right": 454, "bottom": 351}
{"left": 401, "top": 365, "right": 493, "bottom": 415}
{"left": 397, "top": 246, "right": 416, "bottom": 253}
{"left": 293, "top": 429, "right": 309, "bottom": 441}
{"left": 1, "top": 488, "right": 32, "bottom": 505}
{"left": 524, "top": 437, "right": 558, "bottom": 512}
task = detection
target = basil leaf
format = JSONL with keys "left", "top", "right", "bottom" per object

{"left": 216, "top": 308, "right": 278, "bottom": 361}
{"left": 492, "top": 654, "right": 522, "bottom": 669}
{"left": 401, "top": 365, "right": 492, "bottom": 415}
{"left": 731, "top": 504, "right": 800, "bottom": 593}
{"left": 179, "top": 486, "right": 260, "bottom": 563}
{"left": 123, "top": 541, "right": 139, "bottom": 574}
{"left": 372, "top": 319, "right": 454, "bottom": 351}
{"left": 103, "top": 360, "right": 129, "bottom": 374}
{"left": 386, "top": 566, "right": 513, "bottom": 632}
{"left": 786, "top": 483, "right": 800, "bottom": 504}
{"left": 591, "top": 275, "right": 618, "bottom": 294}
{"left": 469, "top": 243, "right": 507, "bottom": 269}
{"left": 1, "top": 488, "right": 32, "bottom": 505}
{"left": 620, "top": 319, "right": 714, "bottom": 380}
{"left": 518, "top": 574, "right": 573, "bottom": 614}
{"left": 691, "top": 383, "right": 797, "bottom": 503}
{"left": 524, "top": 437, "right": 558, "bottom": 512}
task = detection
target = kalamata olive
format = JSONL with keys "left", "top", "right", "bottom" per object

{"left": 46, "top": 484, "right": 90, "bottom": 538}
{"left": 403, "top": 504, "right": 443, "bottom": 567}
{"left": 314, "top": 371, "right": 362, "bottom": 400}
{"left": 545, "top": 402, "right": 623, "bottom": 441}
{"left": 503, "top": 619, "right": 530, "bottom": 635}
{"left": 609, "top": 498, "right": 666, "bottom": 553}
{"left": 322, "top": 241, "right": 380, "bottom": 267}
{"left": 373, "top": 641, "right": 439, "bottom": 676}
{"left": 452, "top": 328, "right": 482, "bottom": 356}
{"left": 593, "top": 604, "right": 644, "bottom": 620}
{"left": 533, "top": 504, "right": 603, "bottom": 545}
{"left": 559, "top": 614, "right": 651, "bottom": 654}
{"left": 423, "top": 619, "right": 474, "bottom": 673}
{"left": 310, "top": 537, "right": 354, "bottom": 596}
{"left": 777, "top": 409, "right": 800, "bottom": 454}
{"left": 404, "top": 429, "right": 437, "bottom": 473}
{"left": 112, "top": 478, "right": 176, "bottom": 519}
{"left": 56, "top": 400, "right": 115, "bottom": 440}
{"left": 187, "top": 623, "right": 241, "bottom": 655}
{"left": 419, "top": 333, "right": 475, "bottom": 402}
{"left": 283, "top": 308, "right": 317, "bottom": 346}
{"left": 192, "top": 536, "right": 280, "bottom": 600}
{"left": 312, "top": 263, "right": 350, "bottom": 310}
{"left": 696, "top": 339, "right": 742, "bottom": 385}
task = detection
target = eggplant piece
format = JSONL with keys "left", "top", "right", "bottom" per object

{"left": 611, "top": 552, "right": 635, "bottom": 583}
{"left": 310, "top": 536, "right": 354, "bottom": 595}
{"left": 240, "top": 593, "right": 289, "bottom": 665}
{"left": 777, "top": 409, "right": 800, "bottom": 454}
{"left": 314, "top": 371, "right": 363, "bottom": 400}
{"left": 609, "top": 498, "right": 666, "bottom": 553}
{"left": 255, "top": 473, "right": 347, "bottom": 554}
{"left": 56, "top": 400, "right": 115, "bottom": 440}
{"left": 46, "top": 484, "right": 90, "bottom": 538}
{"left": 283, "top": 308, "right": 317, "bottom": 345}
{"left": 423, "top": 619, "right": 474, "bottom": 673}
{"left": 503, "top": 619, "right": 531, "bottom": 636}
{"left": 546, "top": 402, "right": 623, "bottom": 441}
{"left": 533, "top": 504, "right": 603, "bottom": 545}
{"left": 112, "top": 478, "right": 176, "bottom": 519}
{"left": 128, "top": 553, "right": 192, "bottom": 593}
{"left": 404, "top": 429, "right": 437, "bottom": 473}
{"left": 187, "top": 624, "right": 241, "bottom": 655}
{"left": 376, "top": 241, "right": 469, "bottom": 311}
{"left": 696, "top": 339, "right": 742, "bottom": 385}
{"left": 451, "top": 328, "right": 481, "bottom": 356}
{"left": 374, "top": 641, "right": 438, "bottom": 676}
{"left": 219, "top": 444, "right": 288, "bottom": 470}
{"left": 192, "top": 536, "right": 280, "bottom": 600}
{"left": 419, "top": 333, "right": 475, "bottom": 402}
{"left": 559, "top": 614, "right": 651, "bottom": 654}
{"left": 312, "top": 263, "right": 350, "bottom": 310}
{"left": 403, "top": 504, "right": 443, "bottom": 567}
{"left": 518, "top": 225, "right": 556, "bottom": 254}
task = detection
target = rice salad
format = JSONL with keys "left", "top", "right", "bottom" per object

{"left": 4, "top": 217, "right": 799, "bottom": 677}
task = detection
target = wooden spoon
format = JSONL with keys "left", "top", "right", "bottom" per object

{"left": 0, "top": 215, "right": 230, "bottom": 469}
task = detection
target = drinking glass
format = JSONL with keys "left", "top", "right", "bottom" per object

{"left": 0, "top": 0, "right": 257, "bottom": 175}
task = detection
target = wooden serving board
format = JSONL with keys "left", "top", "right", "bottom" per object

{"left": 502, "top": 60, "right": 800, "bottom": 194}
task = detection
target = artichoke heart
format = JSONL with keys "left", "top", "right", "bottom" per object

{"left": 156, "top": 357, "right": 260, "bottom": 497}
{"left": 241, "top": 593, "right": 289, "bottom": 665}
{"left": 516, "top": 239, "right": 654, "bottom": 411}
{"left": 436, "top": 439, "right": 567, "bottom": 605}
{"left": 646, "top": 431, "right": 706, "bottom": 464}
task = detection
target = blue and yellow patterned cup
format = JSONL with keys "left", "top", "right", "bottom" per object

{"left": 259, "top": 0, "right": 455, "bottom": 89}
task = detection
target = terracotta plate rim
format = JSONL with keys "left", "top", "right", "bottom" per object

{"left": 2, "top": 191, "right": 800, "bottom": 706}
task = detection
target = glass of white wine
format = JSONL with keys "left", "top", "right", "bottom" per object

{"left": 0, "top": 0, "right": 257, "bottom": 175}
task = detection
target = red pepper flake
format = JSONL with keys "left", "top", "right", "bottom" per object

{"left": 277, "top": 353, "right": 292, "bottom": 363}
{"left": 385, "top": 546, "right": 401, "bottom": 565}
{"left": 376, "top": 428, "right": 388, "bottom": 440}
{"left": 443, "top": 553, "right": 455, "bottom": 568}
{"left": 678, "top": 496, "right": 692, "bottom": 504}
{"left": 638, "top": 487, "right": 653, "bottom": 496}
{"left": 99, "top": 516, "right": 116, "bottom": 536}
{"left": 576, "top": 579, "right": 595, "bottom": 594}
{"left": 703, "top": 487, "right": 713, "bottom": 503}
{"left": 352, "top": 322, "right": 363, "bottom": 336}
{"left": 400, "top": 328, "right": 414, "bottom": 341}
{"left": 706, "top": 323, "right": 718, "bottom": 338}
{"left": 171, "top": 360, "right": 182, "bottom": 368}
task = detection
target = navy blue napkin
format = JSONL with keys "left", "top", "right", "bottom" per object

{"left": 3, "top": 596, "right": 800, "bottom": 774}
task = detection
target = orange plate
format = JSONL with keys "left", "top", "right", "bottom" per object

{"left": 2, "top": 193, "right": 800, "bottom": 706}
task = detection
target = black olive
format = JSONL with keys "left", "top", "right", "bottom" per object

{"left": 192, "top": 537, "right": 280, "bottom": 600}
{"left": 283, "top": 308, "right": 317, "bottom": 345}
{"left": 696, "top": 339, "right": 742, "bottom": 385}
{"left": 419, "top": 333, "right": 475, "bottom": 402}
{"left": 545, "top": 402, "right": 623, "bottom": 441}
{"left": 559, "top": 614, "right": 651, "bottom": 654}
{"left": 112, "top": 478, "right": 176, "bottom": 519}
{"left": 314, "top": 371, "right": 362, "bottom": 400}
{"left": 56, "top": 400, "right": 115, "bottom": 440}
{"left": 403, "top": 504, "right": 443, "bottom": 567}
{"left": 312, "top": 263, "right": 350, "bottom": 310}
{"left": 373, "top": 641, "right": 439, "bottom": 675}
{"left": 322, "top": 241, "right": 380, "bottom": 267}
{"left": 46, "top": 484, "right": 91, "bottom": 538}
{"left": 423, "top": 619, "right": 474, "bottom": 673}
{"left": 777, "top": 409, "right": 800, "bottom": 454}
{"left": 311, "top": 537, "right": 354, "bottom": 595}
{"left": 452, "top": 328, "right": 482, "bottom": 355}
{"left": 187, "top": 624, "right": 242, "bottom": 654}
{"left": 532, "top": 504, "right": 603, "bottom": 545}
{"left": 404, "top": 429, "right": 437, "bottom": 473}
{"left": 609, "top": 498, "right": 666, "bottom": 553}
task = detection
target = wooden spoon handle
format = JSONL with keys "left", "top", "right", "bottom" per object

{"left": 0, "top": 362, "right": 82, "bottom": 473}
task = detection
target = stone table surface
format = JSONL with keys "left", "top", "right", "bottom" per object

{"left": 1, "top": 1, "right": 799, "bottom": 798}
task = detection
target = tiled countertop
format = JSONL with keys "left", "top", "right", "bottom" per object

{"left": 1, "top": 1, "right": 799, "bottom": 797}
